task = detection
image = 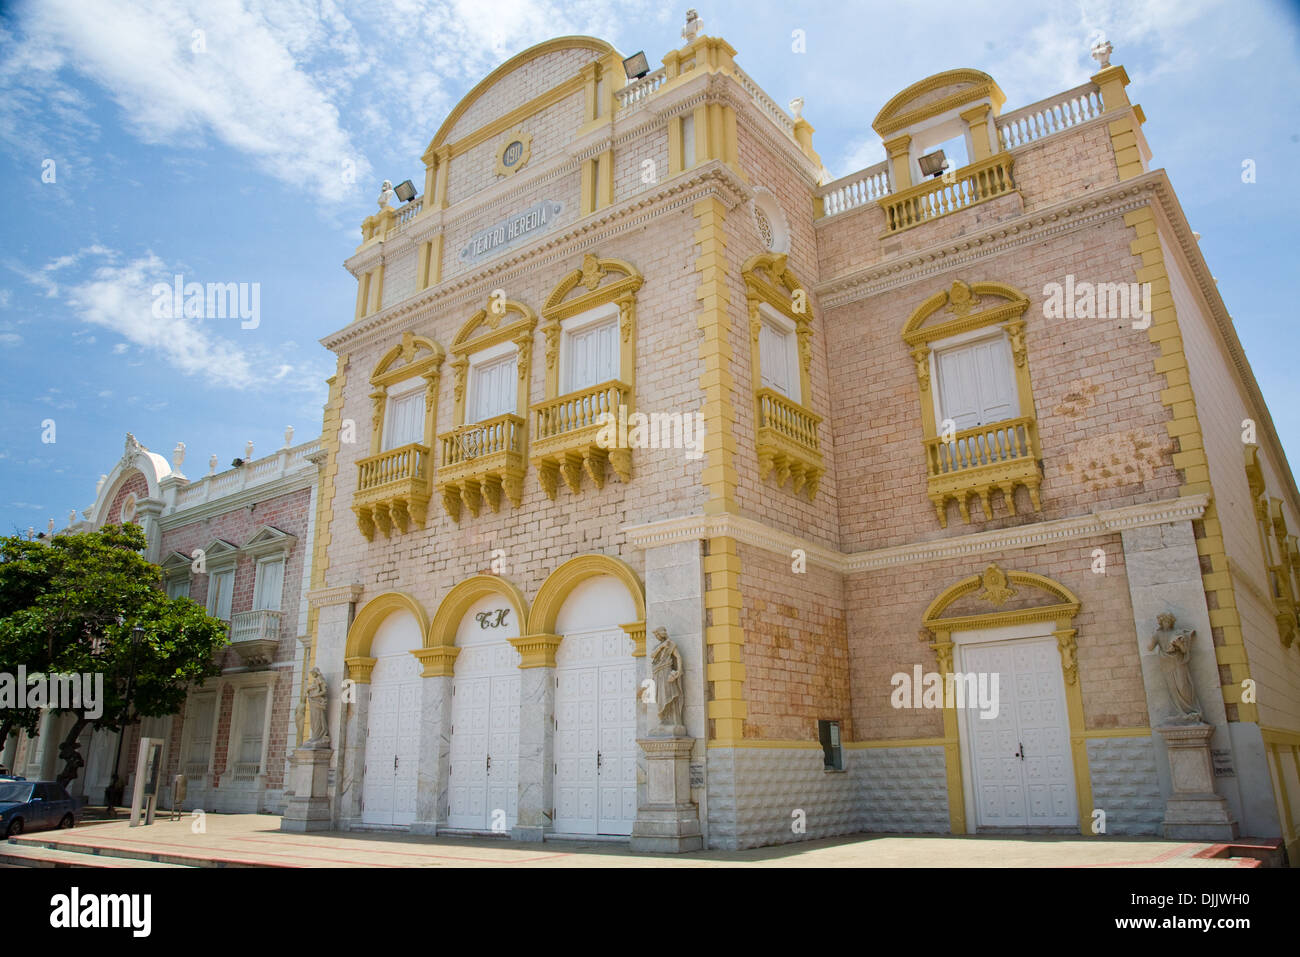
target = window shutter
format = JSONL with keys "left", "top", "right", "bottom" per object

{"left": 254, "top": 559, "right": 284, "bottom": 611}
{"left": 383, "top": 388, "right": 425, "bottom": 451}
{"left": 239, "top": 690, "right": 267, "bottom": 767}
{"left": 937, "top": 336, "right": 1018, "bottom": 430}
{"left": 565, "top": 319, "right": 618, "bottom": 393}
{"left": 209, "top": 570, "right": 234, "bottom": 620}
{"left": 471, "top": 354, "right": 517, "bottom": 422}
{"left": 760, "top": 319, "right": 794, "bottom": 398}
{"left": 186, "top": 698, "right": 215, "bottom": 769}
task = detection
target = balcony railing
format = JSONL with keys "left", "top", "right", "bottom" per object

{"left": 818, "top": 160, "right": 892, "bottom": 217}
{"left": 615, "top": 67, "right": 667, "bottom": 111}
{"left": 755, "top": 388, "right": 823, "bottom": 500}
{"left": 531, "top": 380, "right": 632, "bottom": 498}
{"left": 437, "top": 414, "right": 526, "bottom": 521}
{"left": 997, "top": 82, "right": 1104, "bottom": 150}
{"left": 354, "top": 442, "right": 432, "bottom": 539}
{"left": 924, "top": 415, "right": 1042, "bottom": 526}
{"left": 228, "top": 609, "right": 282, "bottom": 667}
{"left": 880, "top": 153, "right": 1017, "bottom": 234}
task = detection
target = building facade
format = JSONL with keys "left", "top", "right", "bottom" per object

{"left": 3, "top": 432, "right": 321, "bottom": 815}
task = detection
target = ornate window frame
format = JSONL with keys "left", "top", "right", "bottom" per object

{"left": 903, "top": 280, "right": 1041, "bottom": 526}
{"left": 437, "top": 296, "right": 537, "bottom": 520}
{"left": 1244, "top": 444, "right": 1298, "bottom": 648}
{"left": 353, "top": 332, "right": 444, "bottom": 540}
{"left": 742, "top": 252, "right": 823, "bottom": 500}
{"left": 531, "top": 253, "right": 642, "bottom": 498}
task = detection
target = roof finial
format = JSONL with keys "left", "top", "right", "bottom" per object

{"left": 1090, "top": 35, "right": 1113, "bottom": 69}
{"left": 682, "top": 9, "right": 702, "bottom": 43}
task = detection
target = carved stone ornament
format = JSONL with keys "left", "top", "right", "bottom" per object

{"left": 912, "top": 348, "right": 931, "bottom": 390}
{"left": 303, "top": 667, "right": 331, "bottom": 749}
{"left": 1147, "top": 612, "right": 1203, "bottom": 723}
{"left": 650, "top": 626, "right": 685, "bottom": 733}
{"left": 580, "top": 253, "right": 604, "bottom": 291}
{"left": 945, "top": 280, "right": 981, "bottom": 317}
{"left": 977, "top": 564, "right": 1016, "bottom": 606}
{"left": 400, "top": 330, "right": 417, "bottom": 364}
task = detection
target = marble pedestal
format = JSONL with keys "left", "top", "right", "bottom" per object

{"left": 280, "top": 747, "right": 333, "bottom": 833}
{"left": 630, "top": 736, "right": 702, "bottom": 853}
{"left": 1157, "top": 723, "right": 1238, "bottom": 841}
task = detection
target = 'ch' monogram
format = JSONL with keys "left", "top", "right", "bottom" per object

{"left": 475, "top": 609, "right": 510, "bottom": 629}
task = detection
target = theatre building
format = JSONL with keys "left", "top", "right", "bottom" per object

{"left": 4, "top": 432, "right": 321, "bottom": 814}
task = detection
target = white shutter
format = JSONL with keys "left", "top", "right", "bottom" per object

{"left": 974, "top": 338, "right": 1017, "bottom": 423}
{"left": 185, "top": 698, "right": 215, "bottom": 769}
{"left": 936, "top": 346, "right": 982, "bottom": 431}
{"left": 760, "top": 319, "right": 794, "bottom": 398}
{"left": 238, "top": 690, "right": 267, "bottom": 767}
{"left": 383, "top": 388, "right": 425, "bottom": 451}
{"left": 208, "top": 570, "right": 234, "bottom": 620}
{"left": 565, "top": 319, "right": 618, "bottom": 393}
{"left": 254, "top": 559, "right": 284, "bottom": 612}
{"left": 937, "top": 336, "right": 1018, "bottom": 430}
{"left": 471, "top": 354, "right": 517, "bottom": 422}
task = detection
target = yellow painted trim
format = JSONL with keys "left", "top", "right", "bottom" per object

{"left": 873, "top": 68, "right": 1006, "bottom": 138}
{"left": 494, "top": 129, "right": 532, "bottom": 178}
{"left": 1262, "top": 727, "right": 1300, "bottom": 747}
{"left": 424, "top": 36, "right": 616, "bottom": 155}
{"left": 1080, "top": 727, "right": 1153, "bottom": 739}
{"left": 527, "top": 553, "right": 646, "bottom": 635}
{"left": 345, "top": 591, "right": 430, "bottom": 660}
{"left": 1122, "top": 205, "right": 1256, "bottom": 722}
{"left": 845, "top": 737, "right": 948, "bottom": 750}
{"left": 923, "top": 568, "right": 1080, "bottom": 624}
{"left": 509, "top": 633, "right": 563, "bottom": 669}
{"left": 429, "top": 574, "right": 530, "bottom": 648}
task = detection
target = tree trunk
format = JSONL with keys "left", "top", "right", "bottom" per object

{"left": 54, "top": 715, "right": 90, "bottom": 790}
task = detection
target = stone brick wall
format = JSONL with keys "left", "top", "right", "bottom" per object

{"left": 106, "top": 470, "right": 149, "bottom": 524}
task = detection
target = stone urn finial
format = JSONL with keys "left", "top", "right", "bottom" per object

{"left": 682, "top": 9, "right": 701, "bottom": 43}
{"left": 172, "top": 441, "right": 185, "bottom": 469}
{"left": 245, "top": 439, "right": 255, "bottom": 460}
{"left": 284, "top": 425, "right": 295, "bottom": 448}
{"left": 208, "top": 454, "right": 218, "bottom": 475}
{"left": 1090, "top": 36, "right": 1113, "bottom": 69}
{"left": 788, "top": 97, "right": 804, "bottom": 121}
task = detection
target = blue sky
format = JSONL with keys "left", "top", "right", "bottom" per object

{"left": 1, "top": 0, "right": 1298, "bottom": 533}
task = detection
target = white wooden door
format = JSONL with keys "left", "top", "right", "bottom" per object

{"left": 447, "top": 641, "right": 520, "bottom": 831}
{"left": 362, "top": 652, "right": 421, "bottom": 825}
{"left": 961, "top": 637, "right": 1076, "bottom": 828}
{"left": 553, "top": 629, "right": 637, "bottom": 835}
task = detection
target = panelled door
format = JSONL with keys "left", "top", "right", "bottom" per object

{"left": 361, "top": 652, "right": 421, "bottom": 826}
{"left": 961, "top": 637, "right": 1076, "bottom": 828}
{"left": 446, "top": 641, "right": 520, "bottom": 831}
{"left": 553, "top": 628, "right": 637, "bottom": 836}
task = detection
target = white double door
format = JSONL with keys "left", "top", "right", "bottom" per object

{"left": 447, "top": 641, "right": 520, "bottom": 831}
{"left": 961, "top": 635, "right": 1076, "bottom": 828}
{"left": 553, "top": 628, "right": 638, "bottom": 836}
{"left": 362, "top": 652, "right": 422, "bottom": 826}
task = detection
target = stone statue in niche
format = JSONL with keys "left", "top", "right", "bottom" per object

{"left": 1147, "top": 612, "right": 1203, "bottom": 722}
{"left": 650, "top": 626, "right": 685, "bottom": 734}
{"left": 303, "top": 667, "right": 331, "bottom": 748}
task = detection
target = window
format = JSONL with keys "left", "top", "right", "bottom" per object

{"left": 184, "top": 696, "right": 215, "bottom": 778}
{"left": 235, "top": 688, "right": 267, "bottom": 778}
{"left": 818, "top": 720, "right": 843, "bottom": 771}
{"left": 934, "top": 334, "right": 1018, "bottom": 431}
{"left": 562, "top": 312, "right": 619, "bottom": 394}
{"left": 207, "top": 569, "right": 234, "bottom": 621}
{"left": 382, "top": 381, "right": 426, "bottom": 451}
{"left": 165, "top": 577, "right": 190, "bottom": 600}
{"left": 758, "top": 312, "right": 798, "bottom": 400}
{"left": 469, "top": 352, "right": 518, "bottom": 423}
{"left": 253, "top": 558, "right": 284, "bottom": 612}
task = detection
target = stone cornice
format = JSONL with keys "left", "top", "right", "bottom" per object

{"left": 622, "top": 494, "right": 1210, "bottom": 573}
{"left": 307, "top": 583, "right": 365, "bottom": 608}
{"left": 322, "top": 162, "right": 749, "bottom": 354}
{"left": 813, "top": 174, "right": 1161, "bottom": 308}
{"left": 157, "top": 467, "right": 317, "bottom": 530}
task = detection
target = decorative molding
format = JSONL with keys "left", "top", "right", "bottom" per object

{"left": 307, "top": 583, "right": 364, "bottom": 608}
{"left": 622, "top": 494, "right": 1211, "bottom": 572}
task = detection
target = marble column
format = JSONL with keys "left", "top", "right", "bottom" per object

{"left": 510, "top": 634, "right": 561, "bottom": 842}
{"left": 410, "top": 647, "right": 456, "bottom": 835}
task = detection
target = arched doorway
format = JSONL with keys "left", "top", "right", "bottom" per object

{"left": 348, "top": 595, "right": 426, "bottom": 827}
{"left": 445, "top": 593, "right": 522, "bottom": 832}
{"left": 531, "top": 556, "right": 644, "bottom": 837}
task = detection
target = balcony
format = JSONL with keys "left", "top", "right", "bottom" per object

{"left": 531, "top": 380, "right": 631, "bottom": 498}
{"left": 437, "top": 414, "right": 526, "bottom": 521}
{"left": 880, "top": 153, "right": 1017, "bottom": 235}
{"left": 755, "top": 388, "right": 823, "bottom": 500}
{"left": 925, "top": 415, "right": 1042, "bottom": 526}
{"left": 228, "top": 609, "right": 282, "bottom": 667}
{"left": 353, "top": 443, "right": 432, "bottom": 540}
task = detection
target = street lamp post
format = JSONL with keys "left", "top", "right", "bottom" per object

{"left": 104, "top": 625, "right": 144, "bottom": 817}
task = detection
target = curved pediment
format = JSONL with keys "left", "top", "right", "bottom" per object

{"left": 543, "top": 253, "right": 642, "bottom": 317}
{"left": 453, "top": 298, "right": 538, "bottom": 351}
{"left": 424, "top": 37, "right": 617, "bottom": 156}
{"left": 371, "top": 331, "right": 444, "bottom": 386}
{"left": 924, "top": 564, "right": 1080, "bottom": 629}
{"left": 902, "top": 280, "right": 1030, "bottom": 346}
{"left": 873, "top": 68, "right": 1005, "bottom": 137}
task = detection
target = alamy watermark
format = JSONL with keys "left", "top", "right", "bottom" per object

{"left": 1042, "top": 275, "right": 1152, "bottom": 329}
{"left": 151, "top": 274, "right": 260, "bottom": 329}
{"left": 890, "top": 665, "right": 1000, "bottom": 719}
{"left": 595, "top": 406, "right": 705, "bottom": 460}
{"left": 0, "top": 666, "right": 104, "bottom": 720}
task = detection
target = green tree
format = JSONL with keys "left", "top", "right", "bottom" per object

{"left": 0, "top": 524, "right": 228, "bottom": 789}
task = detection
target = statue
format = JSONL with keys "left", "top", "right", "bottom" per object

{"left": 1147, "top": 612, "right": 1202, "bottom": 722}
{"left": 377, "top": 179, "right": 395, "bottom": 210}
{"left": 208, "top": 454, "right": 218, "bottom": 475}
{"left": 650, "top": 626, "right": 685, "bottom": 733}
{"left": 303, "top": 667, "right": 331, "bottom": 748}
{"left": 682, "top": 9, "right": 701, "bottom": 43}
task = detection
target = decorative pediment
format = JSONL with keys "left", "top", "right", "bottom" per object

{"left": 542, "top": 254, "right": 643, "bottom": 321}
{"left": 452, "top": 297, "right": 537, "bottom": 354}
{"left": 923, "top": 565, "right": 1080, "bottom": 630}
{"left": 159, "top": 551, "right": 193, "bottom": 579}
{"left": 240, "top": 524, "right": 297, "bottom": 560}
{"left": 872, "top": 68, "right": 1006, "bottom": 137}
{"left": 902, "top": 280, "right": 1030, "bottom": 348}
{"left": 371, "top": 331, "right": 444, "bottom": 388}
{"left": 742, "top": 251, "right": 805, "bottom": 307}
{"left": 200, "top": 538, "right": 240, "bottom": 571}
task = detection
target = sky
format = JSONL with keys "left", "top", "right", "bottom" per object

{"left": 0, "top": 0, "right": 1298, "bottom": 534}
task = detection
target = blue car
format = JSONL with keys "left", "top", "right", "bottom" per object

{"left": 0, "top": 780, "right": 78, "bottom": 837}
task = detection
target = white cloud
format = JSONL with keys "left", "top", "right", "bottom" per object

{"left": 0, "top": 332, "right": 20, "bottom": 346}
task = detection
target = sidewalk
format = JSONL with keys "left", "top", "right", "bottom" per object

{"left": 2, "top": 814, "right": 1268, "bottom": 867}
